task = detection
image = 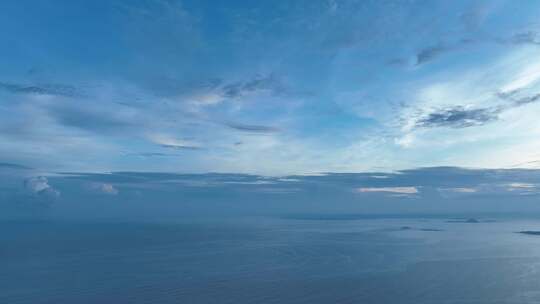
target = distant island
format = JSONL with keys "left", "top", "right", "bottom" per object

{"left": 397, "top": 226, "right": 444, "bottom": 232}
{"left": 447, "top": 218, "right": 480, "bottom": 223}
{"left": 518, "top": 231, "right": 540, "bottom": 236}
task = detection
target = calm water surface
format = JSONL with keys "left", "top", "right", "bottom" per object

{"left": 2, "top": 216, "right": 540, "bottom": 303}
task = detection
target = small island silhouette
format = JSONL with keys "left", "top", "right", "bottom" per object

{"left": 517, "top": 231, "right": 540, "bottom": 236}
{"left": 447, "top": 218, "right": 480, "bottom": 223}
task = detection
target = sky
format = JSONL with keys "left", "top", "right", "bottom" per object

{"left": 1, "top": 0, "right": 540, "bottom": 217}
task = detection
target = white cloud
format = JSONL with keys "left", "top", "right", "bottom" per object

{"left": 355, "top": 186, "right": 418, "bottom": 194}
{"left": 99, "top": 183, "right": 119, "bottom": 195}
{"left": 87, "top": 182, "right": 119, "bottom": 195}
{"left": 23, "top": 176, "right": 60, "bottom": 199}
{"left": 146, "top": 133, "right": 201, "bottom": 149}
{"left": 445, "top": 187, "right": 477, "bottom": 193}
{"left": 437, "top": 187, "right": 478, "bottom": 198}
{"left": 500, "top": 58, "right": 540, "bottom": 93}
{"left": 24, "top": 176, "right": 51, "bottom": 193}
{"left": 508, "top": 182, "right": 535, "bottom": 189}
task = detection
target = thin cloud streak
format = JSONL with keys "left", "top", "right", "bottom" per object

{"left": 355, "top": 187, "right": 419, "bottom": 194}
{"left": 0, "top": 82, "right": 83, "bottom": 98}
{"left": 224, "top": 122, "right": 280, "bottom": 133}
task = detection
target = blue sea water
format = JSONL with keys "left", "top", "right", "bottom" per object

{"left": 2, "top": 215, "right": 540, "bottom": 303}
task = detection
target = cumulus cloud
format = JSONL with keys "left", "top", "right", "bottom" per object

{"left": 23, "top": 176, "right": 60, "bottom": 200}
{"left": 90, "top": 183, "right": 119, "bottom": 195}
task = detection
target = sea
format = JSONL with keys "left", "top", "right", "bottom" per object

{"left": 2, "top": 214, "right": 540, "bottom": 303}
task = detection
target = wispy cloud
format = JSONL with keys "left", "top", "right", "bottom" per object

{"left": 148, "top": 134, "right": 203, "bottom": 150}
{"left": 415, "top": 45, "right": 454, "bottom": 65}
{"left": 414, "top": 106, "right": 499, "bottom": 129}
{"left": 355, "top": 187, "right": 418, "bottom": 194}
{"left": 497, "top": 90, "right": 540, "bottom": 107}
{"left": 221, "top": 75, "right": 283, "bottom": 98}
{"left": 0, "top": 162, "right": 32, "bottom": 170}
{"left": 440, "top": 187, "right": 478, "bottom": 193}
{"left": 160, "top": 144, "right": 202, "bottom": 150}
{"left": 122, "top": 152, "right": 178, "bottom": 158}
{"left": 49, "top": 103, "right": 135, "bottom": 133}
{"left": 224, "top": 122, "right": 280, "bottom": 133}
{"left": 499, "top": 31, "right": 540, "bottom": 46}
{"left": 0, "top": 82, "right": 82, "bottom": 98}
{"left": 507, "top": 182, "right": 536, "bottom": 190}
{"left": 437, "top": 187, "right": 478, "bottom": 198}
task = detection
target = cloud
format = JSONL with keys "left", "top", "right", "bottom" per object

{"left": 511, "top": 160, "right": 540, "bottom": 169}
{"left": 148, "top": 134, "right": 202, "bottom": 150}
{"left": 220, "top": 74, "right": 287, "bottom": 99}
{"left": 23, "top": 176, "right": 60, "bottom": 200}
{"left": 497, "top": 90, "right": 540, "bottom": 107}
{"left": 355, "top": 187, "right": 419, "bottom": 194}
{"left": 123, "top": 152, "right": 174, "bottom": 158}
{"left": 416, "top": 45, "right": 453, "bottom": 65}
{"left": 499, "top": 58, "right": 540, "bottom": 93}
{"left": 440, "top": 187, "right": 478, "bottom": 193}
{"left": 0, "top": 82, "right": 82, "bottom": 97}
{"left": 413, "top": 37, "right": 480, "bottom": 66}
{"left": 437, "top": 187, "right": 478, "bottom": 198}
{"left": 505, "top": 182, "right": 539, "bottom": 195}
{"left": 507, "top": 182, "right": 536, "bottom": 190}
{"left": 90, "top": 183, "right": 119, "bottom": 195}
{"left": 0, "top": 162, "right": 32, "bottom": 170}
{"left": 48, "top": 103, "right": 135, "bottom": 134}
{"left": 414, "top": 106, "right": 499, "bottom": 129}
{"left": 224, "top": 122, "right": 280, "bottom": 133}
{"left": 411, "top": 29, "right": 540, "bottom": 67}
{"left": 24, "top": 176, "right": 52, "bottom": 192}
{"left": 161, "top": 144, "right": 202, "bottom": 150}
{"left": 501, "top": 31, "right": 540, "bottom": 46}
{"left": 512, "top": 93, "right": 540, "bottom": 106}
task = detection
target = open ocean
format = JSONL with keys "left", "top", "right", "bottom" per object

{"left": 2, "top": 215, "right": 540, "bottom": 303}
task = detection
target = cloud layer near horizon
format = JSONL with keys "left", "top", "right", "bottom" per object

{"left": 2, "top": 163, "right": 540, "bottom": 219}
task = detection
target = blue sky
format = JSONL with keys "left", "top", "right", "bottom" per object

{"left": 2, "top": 0, "right": 540, "bottom": 175}
{"left": 2, "top": 1, "right": 540, "bottom": 217}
